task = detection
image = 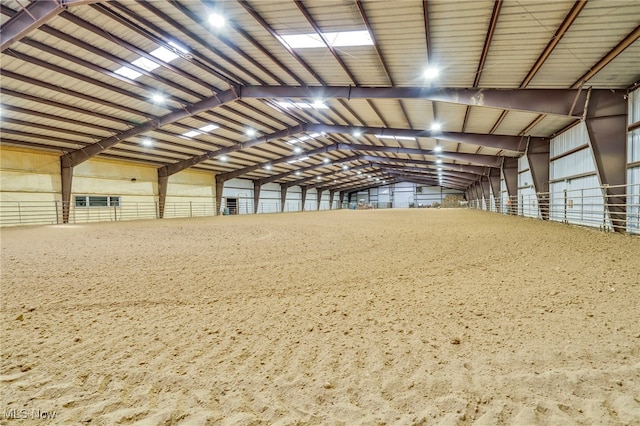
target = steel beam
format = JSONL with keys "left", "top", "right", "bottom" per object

{"left": 253, "top": 181, "right": 261, "bottom": 214}
{"left": 526, "top": 137, "right": 550, "bottom": 220}
{"left": 584, "top": 90, "right": 628, "bottom": 232}
{"left": 240, "top": 85, "right": 621, "bottom": 118}
{"left": 257, "top": 155, "right": 360, "bottom": 186}
{"left": 301, "top": 123, "right": 531, "bottom": 152}
{"left": 215, "top": 175, "right": 224, "bottom": 215}
{"left": 316, "top": 188, "right": 324, "bottom": 211}
{"left": 158, "top": 173, "right": 168, "bottom": 219}
{"left": 0, "top": 0, "right": 99, "bottom": 52}
{"left": 480, "top": 175, "right": 492, "bottom": 210}
{"left": 301, "top": 187, "right": 308, "bottom": 212}
{"left": 216, "top": 144, "right": 339, "bottom": 182}
{"left": 280, "top": 186, "right": 287, "bottom": 213}
{"left": 61, "top": 163, "right": 73, "bottom": 224}
{"left": 359, "top": 155, "right": 487, "bottom": 175}
{"left": 61, "top": 87, "right": 239, "bottom": 169}
{"left": 489, "top": 167, "right": 502, "bottom": 212}
{"left": 329, "top": 189, "right": 336, "bottom": 209}
{"left": 502, "top": 157, "right": 519, "bottom": 215}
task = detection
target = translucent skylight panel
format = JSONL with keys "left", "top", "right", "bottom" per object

{"left": 150, "top": 46, "right": 179, "bottom": 63}
{"left": 132, "top": 56, "right": 160, "bottom": 72}
{"left": 278, "top": 30, "right": 373, "bottom": 49}
{"left": 199, "top": 124, "right": 219, "bottom": 132}
{"left": 114, "top": 66, "right": 142, "bottom": 80}
{"left": 182, "top": 130, "right": 201, "bottom": 138}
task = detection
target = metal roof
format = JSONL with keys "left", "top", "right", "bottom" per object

{"left": 1, "top": 0, "right": 639, "bottom": 192}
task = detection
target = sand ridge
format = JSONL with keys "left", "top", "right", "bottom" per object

{"left": 1, "top": 209, "right": 639, "bottom": 424}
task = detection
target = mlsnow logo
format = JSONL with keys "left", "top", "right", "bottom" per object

{"left": 3, "top": 408, "right": 57, "bottom": 420}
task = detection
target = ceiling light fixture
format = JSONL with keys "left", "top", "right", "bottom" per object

{"left": 209, "top": 13, "right": 225, "bottom": 27}
{"left": 294, "top": 146, "right": 303, "bottom": 154}
{"left": 142, "top": 138, "right": 153, "bottom": 147}
{"left": 431, "top": 122, "right": 442, "bottom": 132}
{"left": 219, "top": 155, "right": 228, "bottom": 162}
{"left": 424, "top": 66, "right": 439, "bottom": 80}
{"left": 151, "top": 94, "right": 165, "bottom": 103}
{"left": 353, "top": 130, "right": 362, "bottom": 137}
{"left": 434, "top": 145, "right": 443, "bottom": 153}
{"left": 246, "top": 128, "right": 256, "bottom": 137}
{"left": 264, "top": 164, "right": 272, "bottom": 170}
{"left": 323, "top": 158, "right": 330, "bottom": 164}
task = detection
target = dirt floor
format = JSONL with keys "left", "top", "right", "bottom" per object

{"left": 1, "top": 208, "right": 639, "bottom": 425}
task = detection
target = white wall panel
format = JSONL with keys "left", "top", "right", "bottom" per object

{"left": 392, "top": 182, "right": 414, "bottom": 208}
{"left": 550, "top": 122, "right": 589, "bottom": 157}
{"left": 628, "top": 167, "right": 640, "bottom": 234}
{"left": 518, "top": 156, "right": 538, "bottom": 218}
{"left": 629, "top": 129, "right": 640, "bottom": 164}
{"left": 550, "top": 148, "right": 597, "bottom": 180}
{"left": 629, "top": 87, "right": 640, "bottom": 125}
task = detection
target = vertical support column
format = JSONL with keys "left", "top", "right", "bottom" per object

{"left": 60, "top": 161, "right": 73, "bottom": 224}
{"left": 503, "top": 157, "right": 519, "bottom": 215}
{"left": 339, "top": 191, "right": 346, "bottom": 208}
{"left": 473, "top": 181, "right": 482, "bottom": 207}
{"left": 301, "top": 187, "right": 308, "bottom": 211}
{"left": 280, "top": 185, "right": 287, "bottom": 212}
{"left": 215, "top": 175, "right": 225, "bottom": 215}
{"left": 157, "top": 170, "right": 168, "bottom": 219}
{"left": 480, "top": 175, "right": 491, "bottom": 211}
{"left": 489, "top": 167, "right": 501, "bottom": 213}
{"left": 253, "top": 180, "right": 261, "bottom": 214}
{"left": 329, "top": 190, "right": 336, "bottom": 210}
{"left": 316, "top": 188, "right": 323, "bottom": 211}
{"left": 584, "top": 90, "right": 628, "bottom": 233}
{"left": 527, "top": 138, "right": 550, "bottom": 220}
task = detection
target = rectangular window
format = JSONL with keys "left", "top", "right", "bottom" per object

{"left": 75, "top": 196, "right": 121, "bottom": 208}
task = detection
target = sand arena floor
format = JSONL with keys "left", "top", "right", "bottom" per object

{"left": 1, "top": 208, "right": 639, "bottom": 425}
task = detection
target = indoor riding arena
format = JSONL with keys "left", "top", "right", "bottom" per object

{"left": 1, "top": 1, "right": 639, "bottom": 425}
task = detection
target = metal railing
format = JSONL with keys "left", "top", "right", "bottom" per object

{"left": 0, "top": 198, "right": 343, "bottom": 227}
{"left": 468, "top": 183, "right": 640, "bottom": 235}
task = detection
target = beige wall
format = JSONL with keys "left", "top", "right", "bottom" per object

{"left": 0, "top": 147, "right": 218, "bottom": 225}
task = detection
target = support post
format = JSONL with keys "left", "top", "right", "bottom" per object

{"left": 503, "top": 157, "right": 519, "bottom": 215}
{"left": 253, "top": 180, "right": 261, "bottom": 214}
{"left": 317, "top": 188, "right": 323, "bottom": 211}
{"left": 61, "top": 162, "right": 73, "bottom": 224}
{"left": 329, "top": 190, "right": 336, "bottom": 210}
{"left": 339, "top": 191, "right": 346, "bottom": 208}
{"left": 301, "top": 187, "right": 308, "bottom": 211}
{"left": 489, "top": 167, "right": 501, "bottom": 212}
{"left": 527, "top": 138, "right": 550, "bottom": 220}
{"left": 480, "top": 175, "right": 491, "bottom": 211}
{"left": 280, "top": 185, "right": 287, "bottom": 212}
{"left": 157, "top": 170, "right": 168, "bottom": 219}
{"left": 584, "top": 90, "right": 628, "bottom": 233}
{"left": 215, "top": 175, "right": 225, "bottom": 215}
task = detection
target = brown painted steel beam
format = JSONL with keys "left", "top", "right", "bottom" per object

{"left": 480, "top": 175, "right": 492, "bottom": 210}
{"left": 283, "top": 163, "right": 376, "bottom": 190}
{"left": 239, "top": 85, "right": 618, "bottom": 118}
{"left": 502, "top": 157, "right": 519, "bottom": 214}
{"left": 359, "top": 155, "right": 487, "bottom": 176}
{"left": 61, "top": 87, "right": 239, "bottom": 168}
{"left": 462, "top": 0, "right": 502, "bottom": 131}
{"left": 572, "top": 24, "right": 640, "bottom": 89}
{"left": 329, "top": 189, "right": 336, "bottom": 210}
{"left": 0, "top": 0, "right": 99, "bottom": 52}
{"left": 521, "top": 0, "right": 587, "bottom": 88}
{"left": 584, "top": 90, "right": 628, "bottom": 232}
{"left": 215, "top": 175, "right": 224, "bottom": 215}
{"left": 280, "top": 186, "right": 287, "bottom": 213}
{"left": 301, "top": 187, "right": 308, "bottom": 212}
{"left": 526, "top": 137, "right": 550, "bottom": 220}
{"left": 253, "top": 181, "right": 261, "bottom": 214}
{"left": 160, "top": 124, "right": 309, "bottom": 178}
{"left": 489, "top": 167, "right": 502, "bottom": 212}
{"left": 257, "top": 155, "right": 361, "bottom": 186}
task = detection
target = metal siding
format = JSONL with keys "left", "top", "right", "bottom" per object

{"left": 551, "top": 149, "right": 596, "bottom": 180}
{"left": 630, "top": 130, "right": 640, "bottom": 164}
{"left": 630, "top": 88, "right": 640, "bottom": 125}
{"left": 628, "top": 167, "right": 640, "bottom": 234}
{"left": 518, "top": 156, "right": 538, "bottom": 218}
{"left": 550, "top": 122, "right": 589, "bottom": 157}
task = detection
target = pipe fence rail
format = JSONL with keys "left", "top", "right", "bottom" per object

{"left": 468, "top": 183, "right": 640, "bottom": 235}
